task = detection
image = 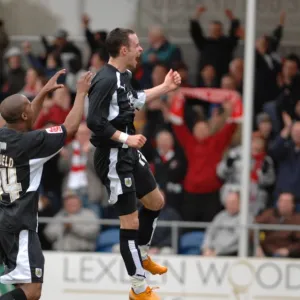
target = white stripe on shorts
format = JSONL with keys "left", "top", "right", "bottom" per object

{"left": 108, "top": 148, "right": 123, "bottom": 204}
{"left": 0, "top": 230, "right": 31, "bottom": 284}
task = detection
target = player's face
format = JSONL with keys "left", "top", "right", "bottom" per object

{"left": 126, "top": 34, "right": 143, "bottom": 70}
{"left": 21, "top": 97, "right": 34, "bottom": 130}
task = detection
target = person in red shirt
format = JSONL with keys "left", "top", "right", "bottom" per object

{"left": 171, "top": 99, "right": 237, "bottom": 224}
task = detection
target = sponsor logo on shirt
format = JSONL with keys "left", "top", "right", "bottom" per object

{"left": 46, "top": 126, "right": 63, "bottom": 134}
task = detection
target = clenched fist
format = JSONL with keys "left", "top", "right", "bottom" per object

{"left": 126, "top": 134, "right": 147, "bottom": 149}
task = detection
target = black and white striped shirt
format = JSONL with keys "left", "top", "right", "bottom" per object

{"left": 87, "top": 64, "right": 146, "bottom": 148}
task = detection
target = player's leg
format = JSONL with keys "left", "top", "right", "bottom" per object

{"left": 134, "top": 151, "right": 167, "bottom": 275}
{"left": 94, "top": 148, "right": 159, "bottom": 299}
{"left": 0, "top": 231, "right": 44, "bottom": 300}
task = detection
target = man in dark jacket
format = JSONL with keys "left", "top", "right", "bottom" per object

{"left": 189, "top": 6, "right": 241, "bottom": 85}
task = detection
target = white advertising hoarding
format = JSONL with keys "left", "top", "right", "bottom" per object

{"left": 41, "top": 252, "right": 300, "bottom": 300}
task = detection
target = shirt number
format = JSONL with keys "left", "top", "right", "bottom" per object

{"left": 0, "top": 168, "right": 22, "bottom": 202}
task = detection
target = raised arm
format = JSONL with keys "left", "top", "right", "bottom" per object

{"left": 31, "top": 69, "right": 66, "bottom": 124}
{"left": 144, "top": 69, "right": 181, "bottom": 104}
{"left": 269, "top": 11, "right": 285, "bottom": 52}
{"left": 189, "top": 6, "right": 207, "bottom": 51}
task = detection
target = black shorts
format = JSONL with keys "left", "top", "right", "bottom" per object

{"left": 0, "top": 230, "right": 44, "bottom": 284}
{"left": 94, "top": 147, "right": 157, "bottom": 215}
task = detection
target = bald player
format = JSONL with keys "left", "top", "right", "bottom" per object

{"left": 0, "top": 70, "right": 93, "bottom": 300}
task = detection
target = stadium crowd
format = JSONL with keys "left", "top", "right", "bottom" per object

{"left": 1, "top": 6, "right": 300, "bottom": 258}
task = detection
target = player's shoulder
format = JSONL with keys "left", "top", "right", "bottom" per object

{"left": 93, "top": 64, "right": 118, "bottom": 83}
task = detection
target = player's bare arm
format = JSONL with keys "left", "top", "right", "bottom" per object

{"left": 63, "top": 71, "right": 93, "bottom": 138}
{"left": 144, "top": 69, "right": 181, "bottom": 104}
{"left": 31, "top": 69, "right": 66, "bottom": 123}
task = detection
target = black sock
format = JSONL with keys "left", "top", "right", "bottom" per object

{"left": 120, "top": 229, "right": 145, "bottom": 279}
{"left": 138, "top": 206, "right": 160, "bottom": 258}
{"left": 0, "top": 289, "right": 27, "bottom": 300}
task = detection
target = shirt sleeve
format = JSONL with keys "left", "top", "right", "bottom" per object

{"left": 22, "top": 125, "right": 67, "bottom": 160}
{"left": 86, "top": 76, "right": 118, "bottom": 138}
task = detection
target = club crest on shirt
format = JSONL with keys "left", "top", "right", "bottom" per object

{"left": 46, "top": 126, "right": 63, "bottom": 134}
{"left": 124, "top": 177, "right": 132, "bottom": 187}
{"left": 35, "top": 268, "right": 43, "bottom": 278}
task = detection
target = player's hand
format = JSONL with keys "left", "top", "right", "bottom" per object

{"left": 126, "top": 134, "right": 147, "bottom": 149}
{"left": 43, "top": 69, "right": 66, "bottom": 93}
{"left": 164, "top": 69, "right": 181, "bottom": 92}
{"left": 77, "top": 71, "right": 94, "bottom": 95}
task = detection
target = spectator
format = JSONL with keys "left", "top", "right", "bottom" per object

{"left": 229, "top": 58, "right": 243, "bottom": 93}
{"left": 89, "top": 48, "right": 108, "bottom": 74}
{"left": 254, "top": 112, "right": 275, "bottom": 149}
{"left": 254, "top": 11, "right": 286, "bottom": 116}
{"left": 0, "top": 19, "right": 9, "bottom": 86}
{"left": 140, "top": 25, "right": 182, "bottom": 88}
{"left": 269, "top": 113, "right": 300, "bottom": 202}
{"left": 197, "top": 64, "right": 218, "bottom": 88}
{"left": 1, "top": 47, "right": 26, "bottom": 99}
{"left": 41, "top": 29, "right": 82, "bottom": 70}
{"left": 255, "top": 192, "right": 300, "bottom": 258}
{"left": 34, "top": 88, "right": 71, "bottom": 130}
{"left": 59, "top": 122, "right": 105, "bottom": 216}
{"left": 151, "top": 130, "right": 186, "bottom": 214}
{"left": 172, "top": 100, "right": 237, "bottom": 223}
{"left": 190, "top": 6, "right": 241, "bottom": 84}
{"left": 20, "top": 67, "right": 43, "bottom": 100}
{"left": 44, "top": 191, "right": 99, "bottom": 251}
{"left": 217, "top": 133, "right": 275, "bottom": 216}
{"left": 82, "top": 14, "right": 107, "bottom": 53}
{"left": 202, "top": 191, "right": 240, "bottom": 256}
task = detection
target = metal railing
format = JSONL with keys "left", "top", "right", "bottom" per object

{"left": 38, "top": 217, "right": 300, "bottom": 256}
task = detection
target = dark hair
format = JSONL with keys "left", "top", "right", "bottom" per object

{"left": 95, "top": 46, "right": 109, "bottom": 63}
{"left": 285, "top": 53, "right": 300, "bottom": 69}
{"left": 105, "top": 28, "right": 135, "bottom": 58}
{"left": 211, "top": 20, "right": 223, "bottom": 27}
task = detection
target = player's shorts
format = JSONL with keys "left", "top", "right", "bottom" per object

{"left": 0, "top": 230, "right": 44, "bottom": 284}
{"left": 94, "top": 147, "right": 157, "bottom": 215}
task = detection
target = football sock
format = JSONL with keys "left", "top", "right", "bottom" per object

{"left": 120, "top": 229, "right": 146, "bottom": 294}
{"left": 138, "top": 206, "right": 160, "bottom": 260}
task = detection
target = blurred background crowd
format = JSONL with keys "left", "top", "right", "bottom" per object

{"left": 1, "top": 3, "right": 300, "bottom": 258}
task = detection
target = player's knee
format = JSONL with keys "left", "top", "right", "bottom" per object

{"left": 120, "top": 212, "right": 139, "bottom": 230}
{"left": 22, "top": 283, "right": 42, "bottom": 300}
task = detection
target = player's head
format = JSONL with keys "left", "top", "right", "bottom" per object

{"left": 105, "top": 28, "right": 143, "bottom": 70}
{"left": 0, "top": 94, "right": 34, "bottom": 131}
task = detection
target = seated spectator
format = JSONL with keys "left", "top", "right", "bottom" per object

{"left": 190, "top": 5, "right": 241, "bottom": 84}
{"left": 229, "top": 58, "right": 243, "bottom": 93}
{"left": 1, "top": 47, "right": 26, "bottom": 100}
{"left": 59, "top": 122, "right": 105, "bottom": 216}
{"left": 217, "top": 133, "right": 275, "bottom": 216}
{"left": 44, "top": 191, "right": 99, "bottom": 251}
{"left": 202, "top": 191, "right": 240, "bottom": 256}
{"left": 20, "top": 68, "right": 43, "bottom": 100}
{"left": 151, "top": 130, "right": 186, "bottom": 214}
{"left": 269, "top": 113, "right": 300, "bottom": 202}
{"left": 140, "top": 26, "right": 182, "bottom": 88}
{"left": 172, "top": 100, "right": 237, "bottom": 223}
{"left": 255, "top": 192, "right": 300, "bottom": 258}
